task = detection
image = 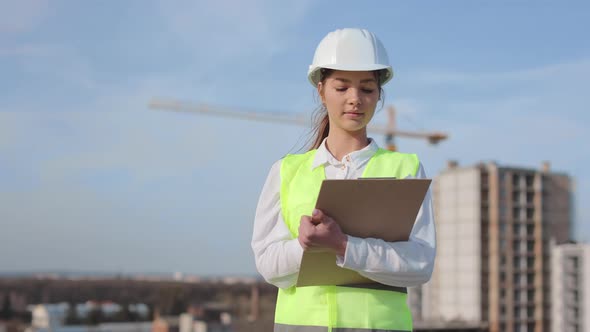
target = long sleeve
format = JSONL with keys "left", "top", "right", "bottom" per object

{"left": 336, "top": 163, "right": 437, "bottom": 287}
{"left": 251, "top": 159, "right": 303, "bottom": 289}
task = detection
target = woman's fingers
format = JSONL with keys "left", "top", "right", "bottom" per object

{"left": 311, "top": 208, "right": 324, "bottom": 224}
{"left": 298, "top": 215, "right": 315, "bottom": 249}
{"left": 299, "top": 212, "right": 346, "bottom": 253}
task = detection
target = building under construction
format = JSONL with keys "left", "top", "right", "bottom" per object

{"left": 550, "top": 241, "right": 590, "bottom": 332}
{"left": 413, "top": 161, "right": 572, "bottom": 332}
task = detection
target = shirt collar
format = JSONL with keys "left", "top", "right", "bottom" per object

{"left": 311, "top": 137, "right": 380, "bottom": 170}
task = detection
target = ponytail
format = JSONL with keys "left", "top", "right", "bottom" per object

{"left": 308, "top": 109, "right": 330, "bottom": 151}
{"left": 307, "top": 69, "right": 333, "bottom": 151}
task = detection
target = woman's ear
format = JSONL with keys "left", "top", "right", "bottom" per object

{"left": 317, "top": 82, "right": 325, "bottom": 103}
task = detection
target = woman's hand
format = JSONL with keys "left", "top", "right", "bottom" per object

{"left": 298, "top": 209, "right": 348, "bottom": 256}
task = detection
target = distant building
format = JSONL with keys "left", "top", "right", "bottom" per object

{"left": 551, "top": 242, "right": 590, "bottom": 332}
{"left": 179, "top": 314, "right": 206, "bottom": 332}
{"left": 31, "top": 303, "right": 69, "bottom": 329}
{"left": 413, "top": 320, "right": 488, "bottom": 332}
{"left": 97, "top": 302, "right": 121, "bottom": 317}
{"left": 415, "top": 161, "right": 572, "bottom": 332}
{"left": 28, "top": 301, "right": 151, "bottom": 331}
{"left": 33, "top": 322, "right": 152, "bottom": 332}
{"left": 180, "top": 303, "right": 233, "bottom": 332}
{"left": 174, "top": 272, "right": 183, "bottom": 282}
{"left": 101, "top": 322, "right": 152, "bottom": 332}
{"left": 130, "top": 304, "right": 149, "bottom": 319}
{"left": 152, "top": 313, "right": 169, "bottom": 332}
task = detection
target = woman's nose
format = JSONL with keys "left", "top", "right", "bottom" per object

{"left": 347, "top": 89, "right": 361, "bottom": 105}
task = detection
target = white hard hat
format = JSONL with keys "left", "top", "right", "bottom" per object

{"left": 308, "top": 28, "right": 393, "bottom": 87}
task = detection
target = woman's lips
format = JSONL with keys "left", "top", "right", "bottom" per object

{"left": 343, "top": 112, "right": 364, "bottom": 118}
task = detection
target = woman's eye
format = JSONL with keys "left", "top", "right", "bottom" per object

{"left": 334, "top": 87, "right": 374, "bottom": 93}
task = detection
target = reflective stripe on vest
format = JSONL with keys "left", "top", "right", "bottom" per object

{"left": 276, "top": 148, "right": 420, "bottom": 332}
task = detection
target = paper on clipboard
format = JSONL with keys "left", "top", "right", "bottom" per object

{"left": 296, "top": 178, "right": 431, "bottom": 287}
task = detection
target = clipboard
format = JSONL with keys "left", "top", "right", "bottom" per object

{"left": 296, "top": 178, "right": 431, "bottom": 287}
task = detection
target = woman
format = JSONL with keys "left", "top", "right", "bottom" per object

{"left": 251, "top": 28, "right": 436, "bottom": 332}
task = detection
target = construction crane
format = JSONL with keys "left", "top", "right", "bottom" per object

{"left": 148, "top": 98, "right": 448, "bottom": 151}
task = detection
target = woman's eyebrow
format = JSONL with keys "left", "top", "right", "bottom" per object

{"left": 333, "top": 78, "right": 377, "bottom": 83}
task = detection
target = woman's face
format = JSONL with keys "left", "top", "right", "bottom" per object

{"left": 319, "top": 70, "right": 380, "bottom": 135}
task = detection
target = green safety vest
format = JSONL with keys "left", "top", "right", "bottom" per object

{"left": 276, "top": 148, "right": 420, "bottom": 332}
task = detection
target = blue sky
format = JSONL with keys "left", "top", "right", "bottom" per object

{"left": 1, "top": 1, "right": 589, "bottom": 276}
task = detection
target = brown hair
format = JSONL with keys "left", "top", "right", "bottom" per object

{"left": 307, "top": 69, "right": 386, "bottom": 151}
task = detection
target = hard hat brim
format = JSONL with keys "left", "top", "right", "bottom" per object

{"left": 308, "top": 64, "right": 393, "bottom": 87}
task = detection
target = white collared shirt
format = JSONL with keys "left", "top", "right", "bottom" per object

{"left": 251, "top": 138, "right": 436, "bottom": 289}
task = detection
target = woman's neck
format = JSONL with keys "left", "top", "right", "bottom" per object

{"left": 325, "top": 129, "right": 369, "bottom": 161}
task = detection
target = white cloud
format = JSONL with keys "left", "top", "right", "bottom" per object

{"left": 411, "top": 70, "right": 474, "bottom": 85}
{"left": 409, "top": 58, "right": 590, "bottom": 92}
{"left": 0, "top": 112, "right": 25, "bottom": 150}
{"left": 399, "top": 58, "right": 590, "bottom": 142}
{"left": 0, "top": 43, "right": 57, "bottom": 57}
{"left": 0, "top": 1, "right": 318, "bottom": 116}
{"left": 0, "top": 43, "right": 98, "bottom": 95}
{"left": 0, "top": 110, "right": 219, "bottom": 182}
{"left": 155, "top": 0, "right": 313, "bottom": 63}
{"left": 497, "top": 58, "right": 590, "bottom": 82}
{"left": 0, "top": 185, "right": 212, "bottom": 273}
{"left": 0, "top": 0, "right": 51, "bottom": 34}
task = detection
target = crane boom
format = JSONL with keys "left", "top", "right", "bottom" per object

{"left": 149, "top": 99, "right": 309, "bottom": 126}
{"left": 148, "top": 98, "right": 448, "bottom": 145}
